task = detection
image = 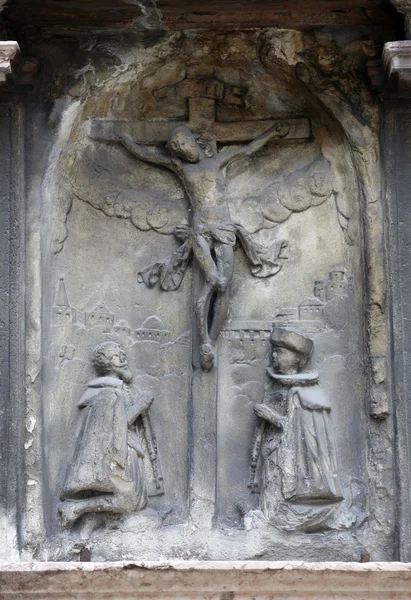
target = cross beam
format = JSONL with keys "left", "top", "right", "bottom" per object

{"left": 89, "top": 97, "right": 311, "bottom": 146}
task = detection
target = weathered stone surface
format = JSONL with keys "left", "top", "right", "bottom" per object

{"left": 5, "top": 0, "right": 400, "bottom": 31}
{"left": 384, "top": 41, "right": 411, "bottom": 94}
{"left": 0, "top": 42, "right": 19, "bottom": 82}
{"left": 0, "top": 41, "right": 39, "bottom": 95}
{"left": 5, "top": 27, "right": 391, "bottom": 563}
{"left": 2, "top": 561, "right": 411, "bottom": 598}
{"left": 0, "top": 0, "right": 407, "bottom": 566}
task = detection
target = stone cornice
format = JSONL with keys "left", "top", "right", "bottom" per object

{"left": 383, "top": 1, "right": 411, "bottom": 93}
{"left": 0, "top": 41, "right": 39, "bottom": 94}
{"left": 1, "top": 562, "right": 411, "bottom": 598}
{"left": 383, "top": 40, "right": 411, "bottom": 94}
{"left": 0, "top": 41, "right": 20, "bottom": 82}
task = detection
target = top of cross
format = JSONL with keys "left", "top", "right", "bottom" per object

{"left": 89, "top": 71, "right": 311, "bottom": 148}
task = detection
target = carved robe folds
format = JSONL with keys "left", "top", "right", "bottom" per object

{"left": 280, "top": 376, "right": 343, "bottom": 503}
{"left": 261, "top": 370, "right": 347, "bottom": 532}
{"left": 61, "top": 376, "right": 147, "bottom": 511}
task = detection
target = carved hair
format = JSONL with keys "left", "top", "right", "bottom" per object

{"left": 92, "top": 341, "right": 125, "bottom": 374}
{"left": 196, "top": 137, "right": 214, "bottom": 157}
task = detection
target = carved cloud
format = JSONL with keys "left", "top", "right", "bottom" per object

{"left": 71, "top": 145, "right": 188, "bottom": 235}
{"left": 231, "top": 155, "right": 343, "bottom": 236}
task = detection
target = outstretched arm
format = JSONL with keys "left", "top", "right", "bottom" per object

{"left": 116, "top": 131, "right": 175, "bottom": 172}
{"left": 217, "top": 121, "right": 290, "bottom": 169}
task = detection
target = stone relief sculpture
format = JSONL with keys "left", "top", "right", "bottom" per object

{"left": 86, "top": 73, "right": 317, "bottom": 370}
{"left": 105, "top": 123, "right": 291, "bottom": 371}
{"left": 73, "top": 147, "right": 341, "bottom": 240}
{"left": 12, "top": 22, "right": 389, "bottom": 560}
{"left": 78, "top": 72, "right": 354, "bottom": 372}
{"left": 59, "top": 341, "right": 161, "bottom": 528}
{"left": 52, "top": 277, "right": 76, "bottom": 326}
{"left": 70, "top": 136, "right": 345, "bottom": 373}
{"left": 250, "top": 327, "right": 362, "bottom": 532}
{"left": 6, "top": 15, "right": 393, "bottom": 561}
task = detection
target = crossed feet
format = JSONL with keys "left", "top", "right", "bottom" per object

{"left": 200, "top": 343, "right": 215, "bottom": 371}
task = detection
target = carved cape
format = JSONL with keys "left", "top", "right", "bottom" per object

{"left": 265, "top": 370, "right": 343, "bottom": 503}
{"left": 281, "top": 382, "right": 343, "bottom": 503}
{"left": 60, "top": 376, "right": 147, "bottom": 510}
{"left": 261, "top": 370, "right": 346, "bottom": 531}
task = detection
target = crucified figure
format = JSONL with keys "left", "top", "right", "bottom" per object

{"left": 113, "top": 122, "right": 289, "bottom": 370}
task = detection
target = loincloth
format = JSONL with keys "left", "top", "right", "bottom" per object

{"left": 195, "top": 222, "right": 237, "bottom": 246}
{"left": 138, "top": 223, "right": 288, "bottom": 291}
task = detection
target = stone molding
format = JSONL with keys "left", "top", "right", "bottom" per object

{"left": 1, "top": 561, "right": 411, "bottom": 598}
{"left": 0, "top": 41, "right": 39, "bottom": 91}
{"left": 383, "top": 41, "right": 411, "bottom": 95}
{"left": 0, "top": 41, "right": 20, "bottom": 83}
{"left": 386, "top": 0, "right": 411, "bottom": 92}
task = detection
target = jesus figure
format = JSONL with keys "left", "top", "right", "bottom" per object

{"left": 113, "top": 122, "right": 290, "bottom": 370}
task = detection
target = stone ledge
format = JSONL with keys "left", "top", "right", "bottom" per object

{"left": 0, "top": 41, "right": 20, "bottom": 83}
{"left": 1, "top": 561, "right": 411, "bottom": 598}
{"left": 383, "top": 40, "right": 411, "bottom": 95}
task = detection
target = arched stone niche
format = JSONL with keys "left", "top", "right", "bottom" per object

{"left": 23, "top": 30, "right": 392, "bottom": 561}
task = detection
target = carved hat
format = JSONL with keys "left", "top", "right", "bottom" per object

{"left": 270, "top": 327, "right": 313, "bottom": 357}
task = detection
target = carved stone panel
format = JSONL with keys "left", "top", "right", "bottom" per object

{"left": 16, "top": 29, "right": 394, "bottom": 561}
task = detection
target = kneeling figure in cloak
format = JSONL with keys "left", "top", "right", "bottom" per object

{"left": 253, "top": 328, "right": 347, "bottom": 532}
{"left": 59, "top": 341, "right": 153, "bottom": 528}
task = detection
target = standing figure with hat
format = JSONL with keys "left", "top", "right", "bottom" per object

{"left": 252, "top": 327, "right": 345, "bottom": 532}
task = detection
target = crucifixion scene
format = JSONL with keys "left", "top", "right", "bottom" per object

{"left": 88, "top": 76, "right": 316, "bottom": 370}
{"left": 30, "top": 43, "right": 375, "bottom": 564}
{"left": 2, "top": 0, "right": 411, "bottom": 588}
{"left": 96, "top": 121, "right": 292, "bottom": 370}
